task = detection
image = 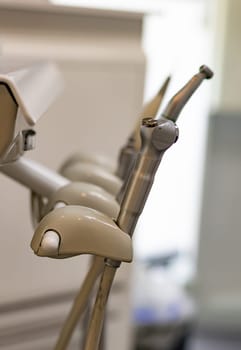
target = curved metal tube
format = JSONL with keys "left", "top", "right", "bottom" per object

{"left": 162, "top": 65, "right": 213, "bottom": 122}
{"left": 54, "top": 257, "right": 104, "bottom": 350}
{"left": 83, "top": 264, "right": 117, "bottom": 350}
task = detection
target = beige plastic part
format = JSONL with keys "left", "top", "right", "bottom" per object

{"left": 31, "top": 206, "right": 133, "bottom": 262}
{"left": 0, "top": 85, "right": 18, "bottom": 158}
{"left": 0, "top": 61, "right": 63, "bottom": 126}
{"left": 45, "top": 182, "right": 119, "bottom": 219}
{"left": 0, "top": 62, "right": 62, "bottom": 163}
{"left": 60, "top": 153, "right": 116, "bottom": 174}
{"left": 61, "top": 163, "right": 122, "bottom": 197}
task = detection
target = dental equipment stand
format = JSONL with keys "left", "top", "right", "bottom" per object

{"left": 0, "top": 61, "right": 213, "bottom": 350}
{"left": 31, "top": 66, "right": 213, "bottom": 350}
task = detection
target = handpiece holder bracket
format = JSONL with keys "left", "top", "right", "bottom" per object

{"left": 0, "top": 62, "right": 63, "bottom": 164}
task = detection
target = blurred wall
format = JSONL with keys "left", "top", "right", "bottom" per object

{"left": 196, "top": 0, "right": 241, "bottom": 334}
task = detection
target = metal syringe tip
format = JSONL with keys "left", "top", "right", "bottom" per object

{"left": 157, "top": 76, "right": 171, "bottom": 96}
{"left": 199, "top": 65, "right": 214, "bottom": 79}
{"left": 141, "top": 75, "right": 171, "bottom": 118}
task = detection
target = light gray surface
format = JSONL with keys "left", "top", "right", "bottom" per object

{"left": 196, "top": 113, "right": 241, "bottom": 332}
{"left": 188, "top": 333, "right": 241, "bottom": 350}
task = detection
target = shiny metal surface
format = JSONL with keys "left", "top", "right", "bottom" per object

{"left": 117, "top": 119, "right": 178, "bottom": 235}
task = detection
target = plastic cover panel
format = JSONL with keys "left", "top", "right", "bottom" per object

{"left": 0, "top": 61, "right": 63, "bottom": 126}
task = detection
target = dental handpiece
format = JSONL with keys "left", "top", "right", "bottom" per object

{"left": 117, "top": 65, "right": 213, "bottom": 236}
{"left": 116, "top": 76, "right": 171, "bottom": 181}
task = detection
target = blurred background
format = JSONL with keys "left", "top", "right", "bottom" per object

{"left": 0, "top": 0, "right": 241, "bottom": 349}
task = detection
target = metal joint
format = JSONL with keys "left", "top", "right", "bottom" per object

{"left": 151, "top": 120, "right": 179, "bottom": 151}
{"left": 104, "top": 258, "right": 121, "bottom": 268}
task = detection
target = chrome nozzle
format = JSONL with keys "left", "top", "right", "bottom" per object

{"left": 141, "top": 76, "right": 171, "bottom": 119}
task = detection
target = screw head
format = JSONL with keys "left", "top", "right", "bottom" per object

{"left": 142, "top": 117, "right": 158, "bottom": 127}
